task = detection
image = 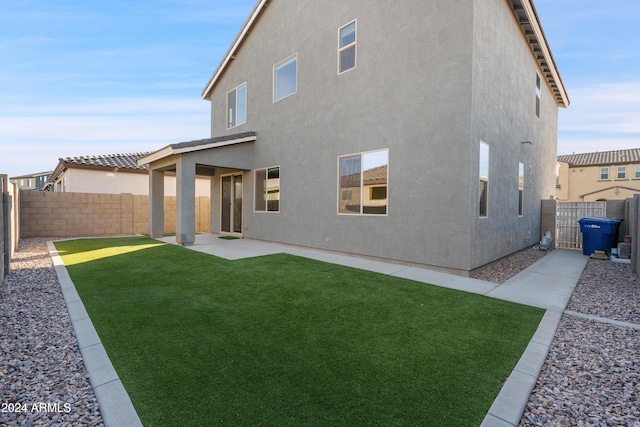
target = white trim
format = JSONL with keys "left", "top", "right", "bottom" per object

{"left": 273, "top": 53, "right": 298, "bottom": 102}
{"left": 226, "top": 82, "right": 248, "bottom": 130}
{"left": 138, "top": 135, "right": 257, "bottom": 166}
{"left": 338, "top": 19, "right": 357, "bottom": 75}
{"left": 253, "top": 165, "right": 281, "bottom": 213}
{"left": 220, "top": 172, "right": 244, "bottom": 236}
{"left": 138, "top": 146, "right": 175, "bottom": 166}
{"left": 337, "top": 148, "right": 389, "bottom": 217}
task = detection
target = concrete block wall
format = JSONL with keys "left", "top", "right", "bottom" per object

{"left": 20, "top": 191, "right": 210, "bottom": 238}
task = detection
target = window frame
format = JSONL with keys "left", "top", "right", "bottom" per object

{"left": 518, "top": 162, "right": 524, "bottom": 217}
{"left": 338, "top": 20, "right": 357, "bottom": 74}
{"left": 535, "top": 72, "right": 541, "bottom": 119}
{"left": 226, "top": 82, "right": 247, "bottom": 129}
{"left": 273, "top": 54, "right": 297, "bottom": 102}
{"left": 338, "top": 148, "right": 389, "bottom": 216}
{"left": 254, "top": 166, "right": 280, "bottom": 213}
{"left": 479, "top": 141, "right": 489, "bottom": 218}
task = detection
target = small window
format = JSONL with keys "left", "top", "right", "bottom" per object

{"left": 479, "top": 142, "right": 489, "bottom": 217}
{"left": 274, "top": 55, "right": 297, "bottom": 101}
{"left": 338, "top": 20, "right": 356, "bottom": 74}
{"left": 618, "top": 166, "right": 626, "bottom": 179}
{"left": 600, "top": 167, "right": 609, "bottom": 180}
{"left": 254, "top": 166, "right": 280, "bottom": 212}
{"left": 339, "top": 149, "right": 388, "bottom": 215}
{"left": 227, "top": 82, "right": 247, "bottom": 129}
{"left": 518, "top": 162, "right": 524, "bottom": 217}
{"left": 535, "top": 72, "right": 541, "bottom": 118}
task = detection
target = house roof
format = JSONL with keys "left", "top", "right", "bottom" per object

{"left": 200, "top": 0, "right": 569, "bottom": 107}
{"left": 49, "top": 152, "right": 153, "bottom": 183}
{"left": 557, "top": 148, "right": 640, "bottom": 168}
{"left": 137, "top": 132, "right": 257, "bottom": 166}
{"left": 10, "top": 171, "right": 53, "bottom": 180}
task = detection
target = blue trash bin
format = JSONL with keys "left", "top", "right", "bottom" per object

{"left": 578, "top": 218, "right": 623, "bottom": 256}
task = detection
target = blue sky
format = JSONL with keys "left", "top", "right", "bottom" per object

{"left": 1, "top": 0, "right": 638, "bottom": 178}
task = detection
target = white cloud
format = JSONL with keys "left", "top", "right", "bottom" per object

{"left": 561, "top": 81, "right": 640, "bottom": 134}
{"left": 557, "top": 80, "right": 640, "bottom": 153}
{"left": 0, "top": 96, "right": 211, "bottom": 177}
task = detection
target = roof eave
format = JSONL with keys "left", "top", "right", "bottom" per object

{"left": 138, "top": 146, "right": 175, "bottom": 167}
{"left": 138, "top": 134, "right": 258, "bottom": 166}
{"left": 201, "top": 0, "right": 269, "bottom": 100}
{"left": 511, "top": 0, "right": 570, "bottom": 108}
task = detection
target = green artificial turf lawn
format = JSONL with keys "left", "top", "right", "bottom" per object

{"left": 55, "top": 237, "right": 543, "bottom": 427}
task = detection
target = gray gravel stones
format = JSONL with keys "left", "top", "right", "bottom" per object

{"left": 474, "top": 247, "right": 549, "bottom": 284}
{"left": 520, "top": 258, "right": 640, "bottom": 426}
{"left": 0, "top": 238, "right": 103, "bottom": 427}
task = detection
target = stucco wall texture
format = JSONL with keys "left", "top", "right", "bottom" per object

{"left": 200, "top": 0, "right": 561, "bottom": 273}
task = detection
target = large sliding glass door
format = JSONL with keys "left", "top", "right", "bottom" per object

{"left": 221, "top": 174, "right": 242, "bottom": 234}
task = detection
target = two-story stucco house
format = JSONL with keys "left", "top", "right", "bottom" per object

{"left": 10, "top": 171, "right": 52, "bottom": 191}
{"left": 556, "top": 149, "right": 640, "bottom": 202}
{"left": 140, "top": 0, "right": 569, "bottom": 275}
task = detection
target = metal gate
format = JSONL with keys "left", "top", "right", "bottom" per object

{"left": 556, "top": 202, "right": 606, "bottom": 249}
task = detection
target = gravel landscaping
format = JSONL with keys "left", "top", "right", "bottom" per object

{"left": 1, "top": 238, "right": 639, "bottom": 426}
{"left": 0, "top": 238, "right": 103, "bottom": 426}
{"left": 520, "top": 258, "right": 640, "bottom": 426}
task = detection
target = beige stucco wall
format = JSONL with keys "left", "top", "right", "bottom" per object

{"left": 53, "top": 168, "right": 211, "bottom": 197}
{"left": 556, "top": 162, "right": 640, "bottom": 202}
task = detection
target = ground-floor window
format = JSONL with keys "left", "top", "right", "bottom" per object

{"left": 338, "top": 149, "right": 388, "bottom": 215}
{"left": 254, "top": 166, "right": 280, "bottom": 212}
{"left": 479, "top": 141, "right": 489, "bottom": 217}
{"left": 518, "top": 162, "right": 524, "bottom": 217}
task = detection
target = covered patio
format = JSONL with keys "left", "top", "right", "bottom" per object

{"left": 138, "top": 132, "right": 256, "bottom": 246}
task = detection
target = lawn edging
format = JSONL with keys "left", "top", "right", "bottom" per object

{"left": 48, "top": 240, "right": 143, "bottom": 427}
{"left": 480, "top": 310, "right": 563, "bottom": 427}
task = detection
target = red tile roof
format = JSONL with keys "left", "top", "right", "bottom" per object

{"left": 557, "top": 149, "right": 640, "bottom": 167}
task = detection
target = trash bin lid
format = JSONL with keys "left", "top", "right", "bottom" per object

{"left": 578, "top": 217, "right": 623, "bottom": 224}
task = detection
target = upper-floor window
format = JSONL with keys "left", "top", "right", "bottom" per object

{"left": 274, "top": 55, "right": 297, "bottom": 101}
{"left": 518, "top": 162, "right": 524, "bottom": 217}
{"left": 479, "top": 142, "right": 489, "bottom": 217}
{"left": 535, "top": 73, "right": 541, "bottom": 118}
{"left": 618, "top": 166, "right": 626, "bottom": 179}
{"left": 227, "top": 82, "right": 247, "bottom": 129}
{"left": 600, "top": 167, "right": 609, "bottom": 180}
{"left": 255, "top": 166, "right": 280, "bottom": 212}
{"left": 339, "top": 149, "right": 388, "bottom": 215}
{"left": 338, "top": 20, "right": 357, "bottom": 74}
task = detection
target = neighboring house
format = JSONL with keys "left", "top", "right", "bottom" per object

{"left": 46, "top": 152, "right": 210, "bottom": 196}
{"left": 140, "top": 0, "right": 569, "bottom": 274}
{"left": 10, "top": 171, "right": 52, "bottom": 191}
{"left": 556, "top": 149, "right": 640, "bottom": 202}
